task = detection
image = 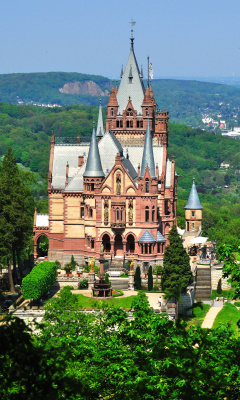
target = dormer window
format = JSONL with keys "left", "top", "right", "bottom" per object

{"left": 128, "top": 65, "right": 133, "bottom": 83}
{"left": 126, "top": 108, "right": 133, "bottom": 116}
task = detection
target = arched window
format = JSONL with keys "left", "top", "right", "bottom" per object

{"left": 89, "top": 208, "right": 93, "bottom": 218}
{"left": 91, "top": 239, "right": 94, "bottom": 249}
{"left": 145, "top": 179, "right": 149, "bottom": 193}
{"left": 152, "top": 207, "right": 155, "bottom": 222}
{"left": 111, "top": 108, "right": 114, "bottom": 117}
{"left": 116, "top": 207, "right": 120, "bottom": 221}
{"left": 127, "top": 121, "right": 130, "bottom": 128}
{"left": 130, "top": 120, "right": 133, "bottom": 128}
{"left": 116, "top": 120, "right": 119, "bottom": 128}
{"left": 126, "top": 108, "right": 133, "bottom": 116}
{"left": 120, "top": 120, "right": 123, "bottom": 128}
{"left": 145, "top": 206, "right": 149, "bottom": 222}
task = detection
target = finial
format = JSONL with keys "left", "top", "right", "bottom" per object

{"left": 129, "top": 19, "right": 136, "bottom": 49}
{"left": 120, "top": 65, "right": 123, "bottom": 78}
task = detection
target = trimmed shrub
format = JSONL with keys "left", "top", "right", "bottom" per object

{"left": 134, "top": 266, "right": 142, "bottom": 290}
{"left": 148, "top": 266, "right": 153, "bottom": 291}
{"left": 217, "top": 278, "right": 222, "bottom": 295}
{"left": 22, "top": 261, "right": 57, "bottom": 300}
{"left": 78, "top": 279, "right": 88, "bottom": 289}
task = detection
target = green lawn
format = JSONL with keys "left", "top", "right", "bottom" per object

{"left": 212, "top": 303, "right": 240, "bottom": 336}
{"left": 73, "top": 293, "right": 136, "bottom": 309}
{"left": 187, "top": 304, "right": 211, "bottom": 327}
{"left": 211, "top": 289, "right": 236, "bottom": 300}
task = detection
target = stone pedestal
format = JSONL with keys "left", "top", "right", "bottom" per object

{"left": 128, "top": 270, "right": 134, "bottom": 290}
{"left": 88, "top": 272, "right": 95, "bottom": 290}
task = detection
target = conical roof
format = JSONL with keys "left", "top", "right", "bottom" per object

{"left": 139, "top": 229, "right": 155, "bottom": 243}
{"left": 83, "top": 125, "right": 104, "bottom": 178}
{"left": 140, "top": 119, "right": 156, "bottom": 178}
{"left": 116, "top": 38, "right": 145, "bottom": 115}
{"left": 185, "top": 178, "right": 203, "bottom": 209}
{"left": 96, "top": 100, "right": 104, "bottom": 138}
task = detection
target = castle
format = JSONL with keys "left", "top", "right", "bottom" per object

{"left": 34, "top": 36, "right": 180, "bottom": 267}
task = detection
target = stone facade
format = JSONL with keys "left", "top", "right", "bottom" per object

{"left": 211, "top": 265, "right": 231, "bottom": 290}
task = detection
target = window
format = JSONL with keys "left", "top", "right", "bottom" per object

{"left": 120, "top": 120, "right": 123, "bottom": 128}
{"left": 89, "top": 208, "right": 93, "bottom": 218}
{"left": 116, "top": 120, "right": 119, "bottom": 128}
{"left": 152, "top": 207, "right": 155, "bottom": 222}
{"left": 145, "top": 206, "right": 149, "bottom": 222}
{"left": 91, "top": 239, "right": 94, "bottom": 249}
{"left": 126, "top": 108, "right": 133, "bottom": 116}
{"left": 116, "top": 207, "right": 120, "bottom": 221}
{"left": 145, "top": 179, "right": 149, "bottom": 193}
{"left": 111, "top": 108, "right": 114, "bottom": 117}
{"left": 192, "top": 211, "right": 195, "bottom": 217}
{"left": 165, "top": 200, "right": 170, "bottom": 215}
{"left": 192, "top": 222, "right": 195, "bottom": 231}
{"left": 91, "top": 183, "right": 94, "bottom": 191}
{"left": 81, "top": 206, "right": 84, "bottom": 218}
{"left": 127, "top": 121, "right": 130, "bottom": 128}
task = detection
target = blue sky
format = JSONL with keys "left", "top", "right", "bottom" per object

{"left": 1, "top": 0, "right": 240, "bottom": 78}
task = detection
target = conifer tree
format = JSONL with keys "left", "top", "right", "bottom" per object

{"left": 134, "top": 266, "right": 142, "bottom": 290}
{"left": 0, "top": 148, "right": 34, "bottom": 292}
{"left": 162, "top": 225, "right": 192, "bottom": 298}
{"left": 148, "top": 265, "right": 153, "bottom": 291}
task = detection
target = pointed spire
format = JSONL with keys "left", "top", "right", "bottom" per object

{"left": 185, "top": 178, "right": 203, "bottom": 209}
{"left": 140, "top": 119, "right": 156, "bottom": 178}
{"left": 83, "top": 124, "right": 104, "bottom": 178}
{"left": 96, "top": 99, "right": 105, "bottom": 138}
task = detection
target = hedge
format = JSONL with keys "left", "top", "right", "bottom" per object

{"left": 22, "top": 261, "right": 57, "bottom": 300}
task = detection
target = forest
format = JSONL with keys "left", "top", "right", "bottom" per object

{"left": 0, "top": 101, "right": 240, "bottom": 248}
{"left": 1, "top": 72, "right": 240, "bottom": 127}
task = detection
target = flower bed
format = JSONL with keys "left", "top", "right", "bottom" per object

{"left": 112, "top": 290, "right": 124, "bottom": 297}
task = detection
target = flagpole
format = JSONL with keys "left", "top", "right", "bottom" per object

{"left": 147, "top": 56, "right": 149, "bottom": 88}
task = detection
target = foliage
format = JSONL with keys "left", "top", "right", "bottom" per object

{"left": 134, "top": 265, "right": 142, "bottom": 290}
{"left": 78, "top": 278, "right": 88, "bottom": 289}
{"left": 22, "top": 261, "right": 57, "bottom": 300}
{"left": 211, "top": 288, "right": 236, "bottom": 300}
{"left": 217, "top": 244, "right": 240, "bottom": 298}
{"left": 0, "top": 148, "right": 34, "bottom": 291}
{"left": 188, "top": 303, "right": 211, "bottom": 327}
{"left": 235, "top": 301, "right": 240, "bottom": 307}
{"left": 162, "top": 225, "right": 193, "bottom": 298}
{"left": 153, "top": 264, "right": 164, "bottom": 275}
{"left": 217, "top": 278, "right": 222, "bottom": 294}
{"left": 148, "top": 265, "right": 153, "bottom": 291}
{"left": 37, "top": 235, "right": 48, "bottom": 255}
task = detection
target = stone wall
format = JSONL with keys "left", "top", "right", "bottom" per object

{"left": 178, "top": 284, "right": 196, "bottom": 316}
{"left": 211, "top": 266, "right": 231, "bottom": 290}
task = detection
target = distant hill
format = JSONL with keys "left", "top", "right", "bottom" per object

{"left": 1, "top": 72, "right": 240, "bottom": 127}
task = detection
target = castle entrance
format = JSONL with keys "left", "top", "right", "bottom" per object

{"left": 114, "top": 234, "right": 123, "bottom": 256}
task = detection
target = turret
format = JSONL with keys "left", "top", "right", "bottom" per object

{"left": 139, "top": 119, "right": 156, "bottom": 179}
{"left": 83, "top": 124, "right": 104, "bottom": 191}
{"left": 96, "top": 99, "right": 105, "bottom": 139}
{"left": 185, "top": 178, "right": 203, "bottom": 233}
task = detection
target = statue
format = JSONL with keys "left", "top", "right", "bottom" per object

{"left": 104, "top": 204, "right": 108, "bottom": 220}
{"left": 89, "top": 258, "right": 95, "bottom": 273}
{"left": 100, "top": 242, "right": 104, "bottom": 255}
{"left": 116, "top": 178, "right": 121, "bottom": 195}
{"left": 130, "top": 259, "right": 134, "bottom": 272}
{"left": 128, "top": 204, "right": 133, "bottom": 221}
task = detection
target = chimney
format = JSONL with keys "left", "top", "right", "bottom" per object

{"left": 78, "top": 155, "right": 84, "bottom": 167}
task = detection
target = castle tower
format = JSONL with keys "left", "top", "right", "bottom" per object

{"left": 185, "top": 178, "right": 203, "bottom": 233}
{"left": 83, "top": 124, "right": 105, "bottom": 191}
{"left": 106, "top": 36, "right": 156, "bottom": 143}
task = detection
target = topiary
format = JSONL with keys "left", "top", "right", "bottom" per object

{"left": 148, "top": 266, "right": 153, "bottom": 291}
{"left": 217, "top": 278, "right": 222, "bottom": 295}
{"left": 134, "top": 266, "right": 142, "bottom": 290}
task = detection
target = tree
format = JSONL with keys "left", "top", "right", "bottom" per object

{"left": 217, "top": 278, "right": 222, "bottom": 295}
{"left": 162, "top": 225, "right": 192, "bottom": 298}
{"left": 134, "top": 265, "right": 142, "bottom": 290}
{"left": 217, "top": 244, "right": 240, "bottom": 298}
{"left": 0, "top": 149, "right": 34, "bottom": 291}
{"left": 148, "top": 265, "right": 153, "bottom": 291}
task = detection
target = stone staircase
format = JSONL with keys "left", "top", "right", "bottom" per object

{"left": 107, "top": 258, "right": 127, "bottom": 277}
{"left": 110, "top": 277, "right": 129, "bottom": 290}
{"left": 195, "top": 266, "right": 211, "bottom": 301}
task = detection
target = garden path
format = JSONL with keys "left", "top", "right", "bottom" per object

{"left": 201, "top": 305, "right": 223, "bottom": 328}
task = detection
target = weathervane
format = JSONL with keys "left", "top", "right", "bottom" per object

{"left": 129, "top": 19, "right": 136, "bottom": 38}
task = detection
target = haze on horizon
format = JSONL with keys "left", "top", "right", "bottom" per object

{"left": 1, "top": 0, "right": 240, "bottom": 80}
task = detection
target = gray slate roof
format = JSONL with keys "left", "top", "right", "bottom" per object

{"left": 140, "top": 119, "right": 156, "bottom": 178}
{"left": 96, "top": 101, "right": 104, "bottom": 138}
{"left": 139, "top": 229, "right": 155, "bottom": 243}
{"left": 116, "top": 39, "right": 145, "bottom": 115}
{"left": 157, "top": 231, "right": 166, "bottom": 242}
{"left": 185, "top": 178, "right": 203, "bottom": 209}
{"left": 83, "top": 126, "right": 105, "bottom": 178}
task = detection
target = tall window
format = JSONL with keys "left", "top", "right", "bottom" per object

{"left": 116, "top": 207, "right": 120, "bottom": 221}
{"left": 81, "top": 206, "right": 84, "bottom": 218}
{"left": 145, "top": 206, "right": 149, "bottom": 222}
{"left": 145, "top": 179, "right": 149, "bottom": 193}
{"left": 192, "top": 211, "right": 195, "bottom": 217}
{"left": 152, "top": 207, "right": 155, "bottom": 222}
{"left": 111, "top": 108, "right": 114, "bottom": 116}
